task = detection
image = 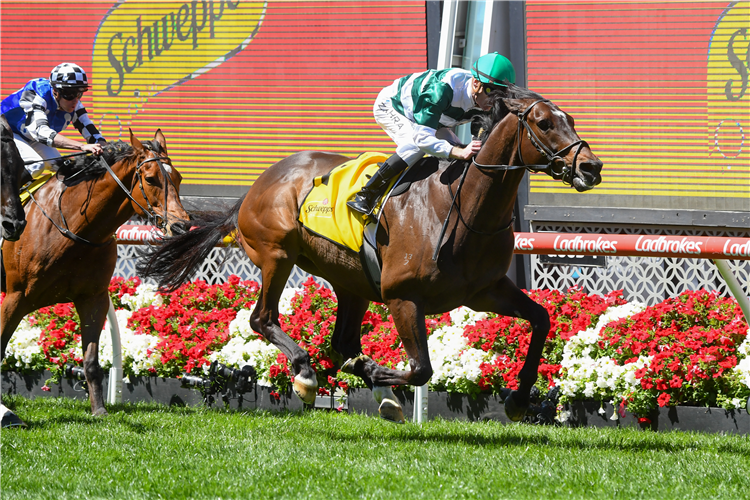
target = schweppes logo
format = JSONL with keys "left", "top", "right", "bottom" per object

{"left": 92, "top": 0, "right": 266, "bottom": 136}
{"left": 707, "top": 1, "right": 749, "bottom": 169}
{"left": 304, "top": 198, "right": 333, "bottom": 216}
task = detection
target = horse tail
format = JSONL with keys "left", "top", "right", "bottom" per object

{"left": 136, "top": 195, "right": 246, "bottom": 291}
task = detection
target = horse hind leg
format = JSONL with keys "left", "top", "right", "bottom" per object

{"left": 327, "top": 289, "right": 410, "bottom": 422}
{"left": 249, "top": 254, "right": 319, "bottom": 404}
{"left": 329, "top": 288, "right": 370, "bottom": 373}
{"left": 342, "top": 298, "right": 432, "bottom": 424}
{"left": 74, "top": 293, "right": 111, "bottom": 416}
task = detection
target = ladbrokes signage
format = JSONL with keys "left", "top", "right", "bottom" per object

{"left": 92, "top": 0, "right": 266, "bottom": 136}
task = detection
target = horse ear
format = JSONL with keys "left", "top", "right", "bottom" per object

{"left": 129, "top": 128, "right": 144, "bottom": 151}
{"left": 154, "top": 129, "right": 168, "bottom": 154}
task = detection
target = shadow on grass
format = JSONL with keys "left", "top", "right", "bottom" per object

{"left": 307, "top": 415, "right": 750, "bottom": 455}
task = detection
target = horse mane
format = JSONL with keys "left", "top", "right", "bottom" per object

{"left": 53, "top": 139, "right": 163, "bottom": 186}
{"left": 473, "top": 83, "right": 546, "bottom": 143}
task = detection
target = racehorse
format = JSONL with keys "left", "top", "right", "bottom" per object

{"left": 1, "top": 129, "right": 190, "bottom": 417}
{"left": 1, "top": 115, "right": 27, "bottom": 241}
{"left": 139, "top": 85, "right": 602, "bottom": 423}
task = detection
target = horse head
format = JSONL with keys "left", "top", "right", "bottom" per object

{"left": 129, "top": 129, "right": 190, "bottom": 236}
{"left": 0, "top": 115, "right": 27, "bottom": 241}
{"left": 479, "top": 87, "right": 603, "bottom": 192}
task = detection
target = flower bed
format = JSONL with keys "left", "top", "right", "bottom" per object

{"left": 3, "top": 276, "right": 749, "bottom": 420}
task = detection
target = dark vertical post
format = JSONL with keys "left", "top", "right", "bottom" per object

{"left": 426, "top": 1, "right": 443, "bottom": 70}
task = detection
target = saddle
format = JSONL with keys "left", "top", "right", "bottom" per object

{"left": 298, "top": 153, "right": 420, "bottom": 299}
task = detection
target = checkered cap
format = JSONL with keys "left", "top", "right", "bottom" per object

{"left": 49, "top": 62, "right": 88, "bottom": 89}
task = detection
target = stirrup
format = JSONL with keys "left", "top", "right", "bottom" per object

{"left": 347, "top": 197, "right": 374, "bottom": 216}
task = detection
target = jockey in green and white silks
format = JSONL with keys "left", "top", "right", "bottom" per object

{"left": 347, "top": 52, "right": 516, "bottom": 216}
{"left": 1, "top": 62, "right": 106, "bottom": 182}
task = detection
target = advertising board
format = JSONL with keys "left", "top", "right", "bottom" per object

{"left": 526, "top": 1, "right": 749, "bottom": 212}
{"left": 1, "top": 0, "right": 427, "bottom": 197}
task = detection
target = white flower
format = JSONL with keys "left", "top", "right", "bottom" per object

{"left": 228, "top": 308, "right": 256, "bottom": 340}
{"left": 556, "top": 410, "right": 571, "bottom": 423}
{"left": 449, "top": 307, "right": 487, "bottom": 328}
{"left": 121, "top": 283, "right": 164, "bottom": 310}
{"left": 278, "top": 288, "right": 302, "bottom": 316}
{"left": 4, "top": 317, "right": 43, "bottom": 366}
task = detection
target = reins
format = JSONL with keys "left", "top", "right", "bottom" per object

{"left": 23, "top": 149, "right": 174, "bottom": 246}
{"left": 432, "top": 99, "right": 586, "bottom": 261}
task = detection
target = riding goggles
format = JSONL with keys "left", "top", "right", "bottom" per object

{"left": 58, "top": 88, "right": 86, "bottom": 101}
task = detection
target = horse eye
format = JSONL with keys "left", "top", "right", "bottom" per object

{"left": 538, "top": 119, "right": 552, "bottom": 132}
{"left": 145, "top": 176, "right": 159, "bottom": 186}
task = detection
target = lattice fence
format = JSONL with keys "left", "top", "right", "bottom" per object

{"left": 115, "top": 224, "right": 749, "bottom": 305}
{"left": 115, "top": 244, "right": 329, "bottom": 290}
{"left": 530, "top": 224, "right": 750, "bottom": 305}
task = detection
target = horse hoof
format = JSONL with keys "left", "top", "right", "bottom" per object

{"left": 0, "top": 405, "right": 27, "bottom": 428}
{"left": 504, "top": 391, "right": 528, "bottom": 422}
{"left": 293, "top": 377, "right": 318, "bottom": 405}
{"left": 341, "top": 355, "right": 371, "bottom": 375}
{"left": 92, "top": 408, "right": 109, "bottom": 417}
{"left": 378, "top": 398, "right": 405, "bottom": 424}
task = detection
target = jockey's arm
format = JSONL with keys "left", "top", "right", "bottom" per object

{"left": 51, "top": 132, "right": 103, "bottom": 155}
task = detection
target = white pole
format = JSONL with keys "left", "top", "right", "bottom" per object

{"left": 412, "top": 384, "right": 429, "bottom": 424}
{"left": 106, "top": 297, "right": 123, "bottom": 404}
{"left": 714, "top": 259, "right": 750, "bottom": 325}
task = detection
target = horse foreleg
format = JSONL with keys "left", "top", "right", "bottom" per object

{"left": 465, "top": 276, "right": 550, "bottom": 422}
{"left": 74, "top": 293, "right": 110, "bottom": 416}
{"left": 1, "top": 290, "right": 32, "bottom": 428}
{"left": 250, "top": 257, "right": 319, "bottom": 404}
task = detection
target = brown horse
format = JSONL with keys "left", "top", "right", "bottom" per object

{"left": 1, "top": 129, "right": 190, "bottom": 416}
{"left": 139, "top": 86, "right": 602, "bottom": 422}
{"left": 1, "top": 115, "right": 27, "bottom": 241}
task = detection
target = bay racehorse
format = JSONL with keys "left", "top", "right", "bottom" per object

{"left": 139, "top": 86, "right": 602, "bottom": 423}
{"left": 1, "top": 129, "right": 190, "bottom": 417}
{"left": 1, "top": 115, "right": 27, "bottom": 241}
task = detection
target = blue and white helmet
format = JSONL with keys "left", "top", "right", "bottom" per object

{"left": 49, "top": 62, "right": 88, "bottom": 89}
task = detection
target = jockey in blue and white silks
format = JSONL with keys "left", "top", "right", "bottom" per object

{"left": 347, "top": 52, "right": 517, "bottom": 216}
{"left": 1, "top": 62, "right": 105, "bottom": 180}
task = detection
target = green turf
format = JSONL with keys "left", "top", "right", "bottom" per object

{"left": 2, "top": 395, "right": 749, "bottom": 500}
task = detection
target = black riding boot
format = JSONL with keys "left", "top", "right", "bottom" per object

{"left": 346, "top": 154, "right": 408, "bottom": 216}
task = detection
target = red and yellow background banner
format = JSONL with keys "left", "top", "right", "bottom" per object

{"left": 1, "top": 0, "right": 427, "bottom": 197}
{"left": 526, "top": 0, "right": 749, "bottom": 211}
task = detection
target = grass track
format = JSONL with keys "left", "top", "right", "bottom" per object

{"left": 2, "top": 395, "right": 749, "bottom": 499}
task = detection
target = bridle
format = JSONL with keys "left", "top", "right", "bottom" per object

{"left": 24, "top": 148, "right": 176, "bottom": 246}
{"left": 471, "top": 99, "right": 589, "bottom": 187}
{"left": 433, "top": 99, "right": 588, "bottom": 260}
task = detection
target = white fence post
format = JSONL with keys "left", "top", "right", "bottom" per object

{"left": 106, "top": 298, "right": 123, "bottom": 405}
{"left": 714, "top": 259, "right": 750, "bottom": 325}
{"left": 413, "top": 384, "right": 428, "bottom": 424}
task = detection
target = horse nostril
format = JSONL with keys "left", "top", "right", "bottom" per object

{"left": 169, "top": 220, "right": 189, "bottom": 235}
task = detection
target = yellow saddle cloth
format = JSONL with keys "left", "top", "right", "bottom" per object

{"left": 298, "top": 152, "right": 391, "bottom": 252}
{"left": 19, "top": 171, "right": 56, "bottom": 206}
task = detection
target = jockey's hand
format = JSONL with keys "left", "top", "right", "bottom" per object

{"left": 450, "top": 140, "right": 483, "bottom": 161}
{"left": 81, "top": 143, "right": 104, "bottom": 156}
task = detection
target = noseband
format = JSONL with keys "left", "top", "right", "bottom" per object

{"left": 133, "top": 153, "right": 179, "bottom": 232}
{"left": 472, "top": 99, "right": 589, "bottom": 187}
{"left": 24, "top": 149, "right": 176, "bottom": 246}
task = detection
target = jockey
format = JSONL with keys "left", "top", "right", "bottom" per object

{"left": 1, "top": 62, "right": 106, "bottom": 184}
{"left": 347, "top": 52, "right": 516, "bottom": 216}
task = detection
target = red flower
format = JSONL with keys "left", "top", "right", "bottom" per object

{"left": 657, "top": 393, "right": 671, "bottom": 407}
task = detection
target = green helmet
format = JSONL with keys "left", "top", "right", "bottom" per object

{"left": 471, "top": 52, "right": 516, "bottom": 87}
